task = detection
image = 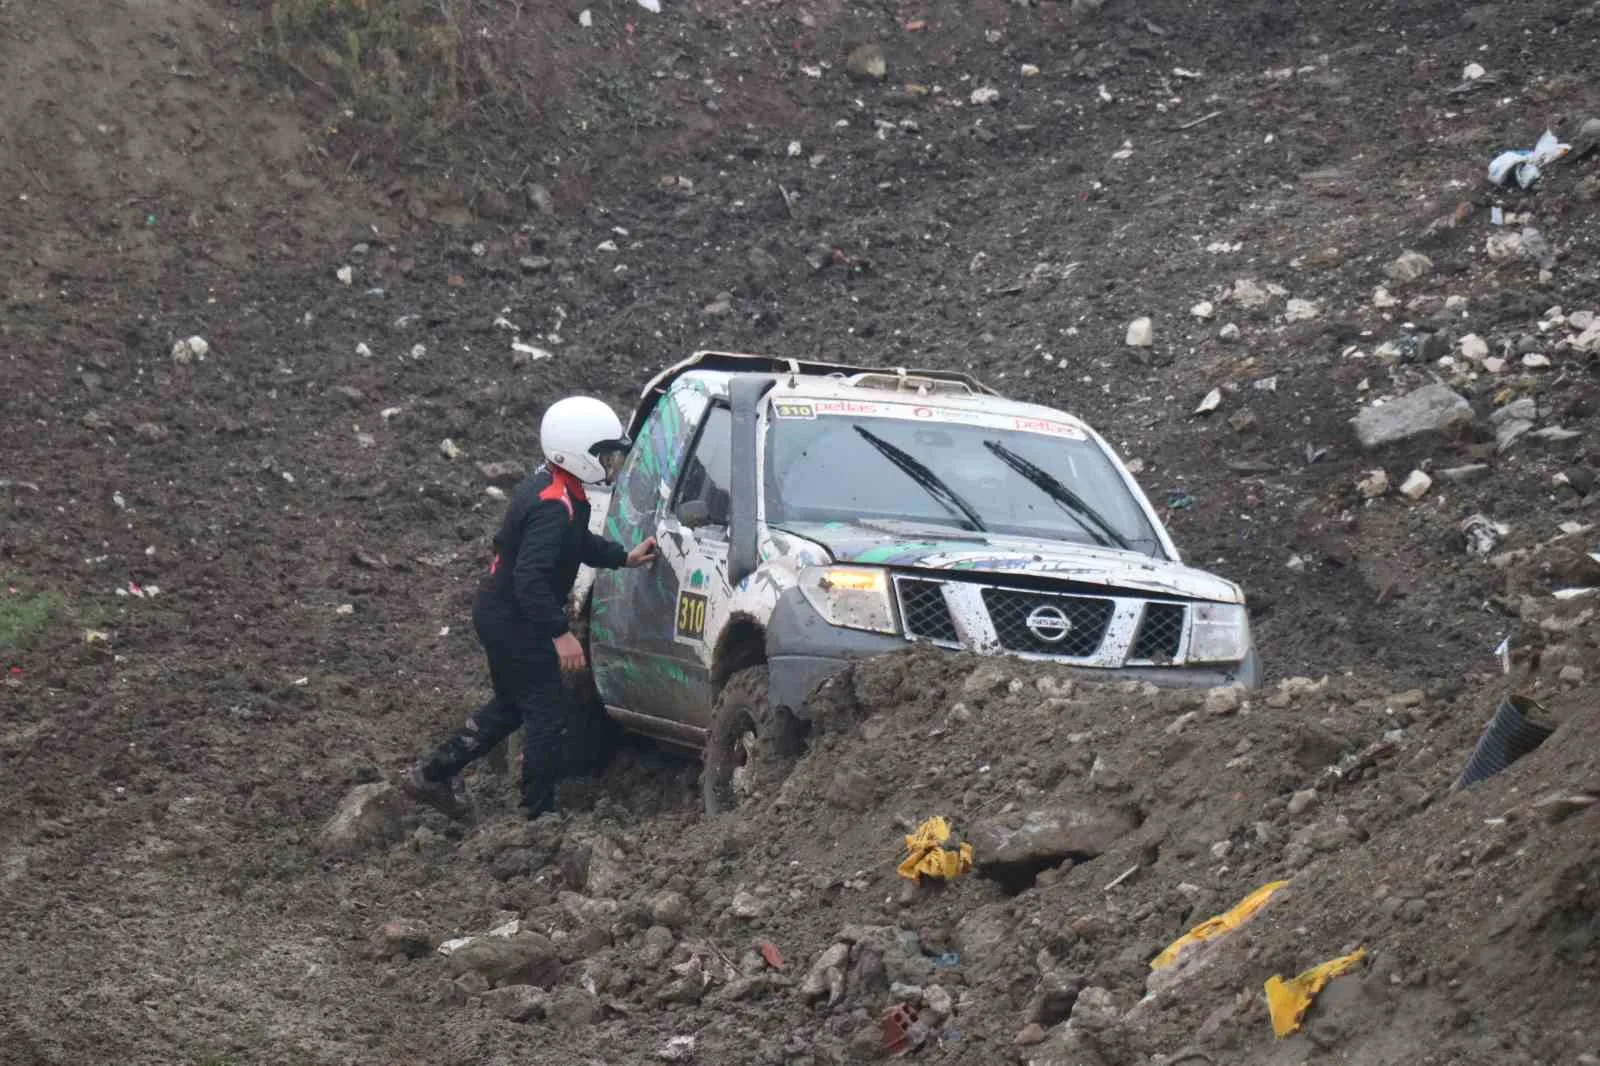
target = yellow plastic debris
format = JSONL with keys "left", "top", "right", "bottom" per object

{"left": 1264, "top": 947, "right": 1368, "bottom": 1037}
{"left": 1150, "top": 880, "right": 1290, "bottom": 971}
{"left": 896, "top": 816, "right": 974, "bottom": 882}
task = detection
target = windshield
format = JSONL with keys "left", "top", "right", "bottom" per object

{"left": 762, "top": 404, "right": 1163, "bottom": 556}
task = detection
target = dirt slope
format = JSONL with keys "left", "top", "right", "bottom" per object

{"left": 1, "top": 0, "right": 1598, "bottom": 1063}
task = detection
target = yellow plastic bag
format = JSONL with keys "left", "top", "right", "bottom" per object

{"left": 1264, "top": 947, "right": 1368, "bottom": 1037}
{"left": 896, "top": 816, "right": 974, "bottom": 881}
{"left": 1150, "top": 880, "right": 1290, "bottom": 971}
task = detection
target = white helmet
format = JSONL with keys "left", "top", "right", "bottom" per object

{"left": 540, "top": 396, "right": 629, "bottom": 484}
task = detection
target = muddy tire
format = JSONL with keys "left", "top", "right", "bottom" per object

{"left": 701, "top": 665, "right": 807, "bottom": 815}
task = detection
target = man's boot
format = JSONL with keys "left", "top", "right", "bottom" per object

{"left": 399, "top": 764, "right": 470, "bottom": 821}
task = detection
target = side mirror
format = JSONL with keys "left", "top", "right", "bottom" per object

{"left": 677, "top": 499, "right": 712, "bottom": 529}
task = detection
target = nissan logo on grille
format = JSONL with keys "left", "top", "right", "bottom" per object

{"left": 1024, "top": 604, "right": 1074, "bottom": 643}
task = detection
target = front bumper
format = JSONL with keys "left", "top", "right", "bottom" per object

{"left": 764, "top": 588, "right": 1261, "bottom": 714}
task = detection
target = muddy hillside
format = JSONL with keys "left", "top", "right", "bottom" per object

{"left": 1, "top": 0, "right": 1597, "bottom": 1063}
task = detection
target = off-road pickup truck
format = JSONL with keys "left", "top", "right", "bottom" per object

{"left": 572, "top": 351, "right": 1259, "bottom": 812}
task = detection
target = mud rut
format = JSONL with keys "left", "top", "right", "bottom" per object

{"left": 1, "top": 0, "right": 1598, "bottom": 1063}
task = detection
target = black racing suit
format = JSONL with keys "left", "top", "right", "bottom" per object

{"left": 420, "top": 464, "right": 628, "bottom": 815}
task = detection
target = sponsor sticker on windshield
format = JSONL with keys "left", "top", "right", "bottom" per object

{"left": 777, "top": 398, "right": 1088, "bottom": 440}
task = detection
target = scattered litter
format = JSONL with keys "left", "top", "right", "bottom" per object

{"left": 1455, "top": 695, "right": 1555, "bottom": 789}
{"left": 439, "top": 439, "right": 463, "bottom": 461}
{"left": 1103, "top": 863, "right": 1140, "bottom": 891}
{"left": 410, "top": 344, "right": 427, "bottom": 360}
{"left": 897, "top": 817, "right": 974, "bottom": 882}
{"left": 882, "top": 1002, "right": 922, "bottom": 1056}
{"left": 636, "top": 0, "right": 661, "bottom": 12}
{"left": 1460, "top": 514, "right": 1507, "bottom": 557}
{"left": 83, "top": 630, "right": 110, "bottom": 643}
{"left": 380, "top": 406, "right": 403, "bottom": 421}
{"left": 1166, "top": 490, "right": 1194, "bottom": 510}
{"left": 1488, "top": 130, "right": 1570, "bottom": 189}
{"left": 1152, "top": 880, "right": 1290, "bottom": 971}
{"left": 170, "top": 335, "right": 209, "bottom": 364}
{"left": 658, "top": 1036, "right": 695, "bottom": 1062}
{"left": 1357, "top": 469, "right": 1389, "bottom": 499}
{"left": 932, "top": 951, "right": 960, "bottom": 969}
{"left": 512, "top": 341, "right": 554, "bottom": 363}
{"left": 335, "top": 604, "right": 355, "bottom": 616}
{"left": 1265, "top": 947, "right": 1368, "bottom": 1037}
{"left": 757, "top": 941, "right": 785, "bottom": 971}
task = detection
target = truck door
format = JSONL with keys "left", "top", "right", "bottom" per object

{"left": 591, "top": 391, "right": 734, "bottom": 735}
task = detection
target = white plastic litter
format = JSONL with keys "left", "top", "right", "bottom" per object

{"left": 1488, "top": 130, "right": 1570, "bottom": 189}
{"left": 636, "top": 0, "right": 660, "bottom": 11}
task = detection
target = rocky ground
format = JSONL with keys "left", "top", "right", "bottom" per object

{"left": 1, "top": 0, "right": 1598, "bottom": 1063}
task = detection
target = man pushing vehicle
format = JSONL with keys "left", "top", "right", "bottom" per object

{"left": 401, "top": 396, "right": 657, "bottom": 820}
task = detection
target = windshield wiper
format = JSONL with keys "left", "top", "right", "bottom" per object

{"left": 982, "top": 439, "right": 1133, "bottom": 552}
{"left": 853, "top": 425, "right": 988, "bottom": 533}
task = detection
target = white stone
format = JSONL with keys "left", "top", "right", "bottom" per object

{"left": 970, "top": 87, "right": 1001, "bottom": 105}
{"left": 1358, "top": 469, "right": 1390, "bottom": 499}
{"left": 336, "top": 265, "right": 354, "bottom": 285}
{"left": 1125, "top": 317, "right": 1154, "bottom": 347}
{"left": 1218, "top": 323, "right": 1241, "bottom": 341}
{"left": 1399, "top": 470, "right": 1433, "bottom": 500}
{"left": 440, "top": 439, "right": 463, "bottom": 460}
{"left": 1284, "top": 298, "right": 1320, "bottom": 322}
{"left": 1522, "top": 353, "right": 1551, "bottom": 369}
{"left": 1191, "top": 300, "right": 1215, "bottom": 320}
{"left": 1460, "top": 334, "right": 1490, "bottom": 361}
{"left": 1373, "top": 286, "right": 1398, "bottom": 308}
{"left": 1229, "top": 278, "right": 1271, "bottom": 309}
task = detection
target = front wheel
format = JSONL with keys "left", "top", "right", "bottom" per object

{"left": 701, "top": 665, "right": 807, "bottom": 815}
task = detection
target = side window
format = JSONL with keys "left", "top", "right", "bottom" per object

{"left": 674, "top": 406, "right": 733, "bottom": 530}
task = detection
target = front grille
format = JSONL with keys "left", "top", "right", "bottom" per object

{"left": 1131, "top": 602, "right": 1186, "bottom": 662}
{"left": 980, "top": 588, "right": 1113, "bottom": 657}
{"left": 896, "top": 578, "right": 959, "bottom": 643}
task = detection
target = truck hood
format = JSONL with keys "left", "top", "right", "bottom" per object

{"left": 779, "top": 520, "right": 1243, "bottom": 603}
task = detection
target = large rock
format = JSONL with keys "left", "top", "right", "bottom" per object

{"left": 481, "top": 984, "right": 548, "bottom": 1023}
{"left": 318, "top": 783, "right": 404, "bottom": 857}
{"left": 955, "top": 904, "right": 1014, "bottom": 969}
{"left": 1385, "top": 251, "right": 1434, "bottom": 283}
{"left": 648, "top": 890, "right": 691, "bottom": 930}
{"left": 970, "top": 807, "right": 1139, "bottom": 868}
{"left": 558, "top": 833, "right": 630, "bottom": 897}
{"left": 447, "top": 931, "right": 562, "bottom": 988}
{"left": 1350, "top": 385, "right": 1472, "bottom": 449}
{"left": 371, "top": 919, "right": 435, "bottom": 959}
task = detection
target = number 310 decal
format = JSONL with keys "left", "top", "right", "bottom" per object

{"left": 675, "top": 591, "right": 708, "bottom": 640}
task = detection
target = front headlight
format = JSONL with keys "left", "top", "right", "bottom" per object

{"left": 1187, "top": 602, "right": 1251, "bottom": 664}
{"left": 797, "top": 566, "right": 899, "bottom": 635}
